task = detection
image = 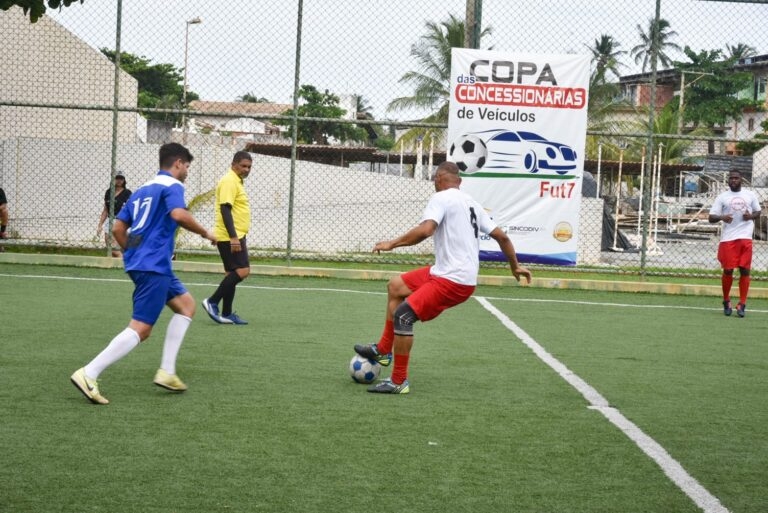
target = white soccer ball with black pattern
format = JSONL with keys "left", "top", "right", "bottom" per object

{"left": 449, "top": 134, "right": 487, "bottom": 174}
{"left": 349, "top": 354, "right": 381, "bottom": 384}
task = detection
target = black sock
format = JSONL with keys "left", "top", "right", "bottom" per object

{"left": 222, "top": 287, "right": 236, "bottom": 316}
{"left": 209, "top": 272, "right": 243, "bottom": 307}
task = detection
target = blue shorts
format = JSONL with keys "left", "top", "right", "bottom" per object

{"left": 128, "top": 271, "right": 188, "bottom": 325}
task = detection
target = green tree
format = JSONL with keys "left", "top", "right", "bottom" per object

{"left": 583, "top": 34, "right": 632, "bottom": 160}
{"left": 236, "top": 92, "right": 270, "bottom": 103}
{"left": 101, "top": 49, "right": 197, "bottom": 123}
{"left": 630, "top": 18, "right": 681, "bottom": 73}
{"left": 725, "top": 42, "right": 757, "bottom": 60}
{"left": 675, "top": 46, "right": 757, "bottom": 129}
{"left": 597, "top": 104, "right": 711, "bottom": 198}
{"left": 279, "top": 85, "right": 366, "bottom": 145}
{"left": 0, "top": 0, "right": 83, "bottom": 22}
{"left": 584, "top": 78, "right": 632, "bottom": 161}
{"left": 635, "top": 103, "right": 711, "bottom": 164}
{"left": 736, "top": 119, "right": 768, "bottom": 156}
{"left": 586, "top": 34, "right": 625, "bottom": 83}
{"left": 387, "top": 14, "right": 492, "bottom": 149}
{"left": 355, "top": 95, "right": 373, "bottom": 120}
{"left": 353, "top": 95, "right": 394, "bottom": 150}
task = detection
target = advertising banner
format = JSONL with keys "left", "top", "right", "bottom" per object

{"left": 448, "top": 48, "right": 590, "bottom": 265}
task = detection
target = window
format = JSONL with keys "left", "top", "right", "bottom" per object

{"left": 623, "top": 84, "right": 637, "bottom": 105}
{"left": 735, "top": 85, "right": 753, "bottom": 101}
{"left": 756, "top": 77, "right": 767, "bottom": 102}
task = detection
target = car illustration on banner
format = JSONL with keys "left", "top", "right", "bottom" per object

{"left": 481, "top": 129, "right": 578, "bottom": 175}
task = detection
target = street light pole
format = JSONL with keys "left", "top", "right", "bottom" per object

{"left": 182, "top": 16, "right": 202, "bottom": 144}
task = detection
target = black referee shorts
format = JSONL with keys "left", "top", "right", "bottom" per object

{"left": 217, "top": 237, "right": 250, "bottom": 272}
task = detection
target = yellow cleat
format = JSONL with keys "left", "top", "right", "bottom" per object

{"left": 70, "top": 367, "right": 109, "bottom": 405}
{"left": 153, "top": 369, "right": 188, "bottom": 392}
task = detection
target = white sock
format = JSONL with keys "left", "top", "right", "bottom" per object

{"left": 161, "top": 314, "right": 192, "bottom": 375}
{"left": 84, "top": 328, "right": 141, "bottom": 379}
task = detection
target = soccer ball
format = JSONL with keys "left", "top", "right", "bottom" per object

{"left": 349, "top": 354, "right": 381, "bottom": 384}
{"left": 449, "top": 134, "right": 487, "bottom": 174}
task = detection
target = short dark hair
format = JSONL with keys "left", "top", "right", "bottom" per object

{"left": 728, "top": 168, "right": 742, "bottom": 176}
{"left": 232, "top": 151, "right": 252, "bottom": 164}
{"left": 436, "top": 161, "right": 460, "bottom": 176}
{"left": 159, "top": 143, "right": 194, "bottom": 169}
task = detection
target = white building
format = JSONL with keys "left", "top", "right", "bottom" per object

{"left": 0, "top": 6, "right": 140, "bottom": 142}
{"left": 187, "top": 100, "right": 290, "bottom": 140}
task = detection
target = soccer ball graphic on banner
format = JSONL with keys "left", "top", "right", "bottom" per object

{"left": 449, "top": 134, "right": 487, "bottom": 174}
{"left": 349, "top": 354, "right": 381, "bottom": 384}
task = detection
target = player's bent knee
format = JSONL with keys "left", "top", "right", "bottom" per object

{"left": 128, "top": 322, "right": 152, "bottom": 342}
{"left": 168, "top": 292, "right": 196, "bottom": 317}
{"left": 393, "top": 301, "right": 418, "bottom": 336}
{"left": 388, "top": 276, "right": 411, "bottom": 298}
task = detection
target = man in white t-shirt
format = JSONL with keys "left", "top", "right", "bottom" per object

{"left": 354, "top": 161, "right": 532, "bottom": 394}
{"left": 709, "top": 169, "right": 761, "bottom": 317}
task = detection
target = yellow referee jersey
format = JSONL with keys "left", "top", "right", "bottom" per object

{"left": 214, "top": 168, "right": 251, "bottom": 240}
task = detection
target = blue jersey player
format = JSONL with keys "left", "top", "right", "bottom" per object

{"left": 71, "top": 143, "right": 216, "bottom": 405}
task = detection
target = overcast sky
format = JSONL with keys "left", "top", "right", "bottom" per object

{"left": 47, "top": 0, "right": 768, "bottom": 120}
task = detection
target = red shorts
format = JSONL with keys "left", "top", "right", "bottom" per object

{"left": 401, "top": 266, "right": 475, "bottom": 322}
{"left": 717, "top": 239, "right": 752, "bottom": 270}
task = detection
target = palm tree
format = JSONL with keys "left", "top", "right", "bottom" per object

{"left": 354, "top": 94, "right": 385, "bottom": 146}
{"left": 584, "top": 80, "right": 633, "bottom": 161}
{"left": 586, "top": 34, "right": 625, "bottom": 83}
{"left": 387, "top": 14, "right": 491, "bottom": 149}
{"left": 630, "top": 18, "right": 682, "bottom": 72}
{"left": 355, "top": 95, "right": 374, "bottom": 120}
{"left": 631, "top": 103, "right": 711, "bottom": 163}
{"left": 583, "top": 35, "right": 632, "bottom": 161}
{"left": 725, "top": 42, "right": 757, "bottom": 60}
{"left": 236, "top": 92, "right": 269, "bottom": 103}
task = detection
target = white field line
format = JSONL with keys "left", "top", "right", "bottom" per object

{"left": 474, "top": 295, "right": 729, "bottom": 513}
{"left": 0, "top": 273, "right": 385, "bottom": 296}
{"left": 480, "top": 295, "right": 767, "bottom": 314}
{"left": 2, "top": 272, "right": 765, "bottom": 314}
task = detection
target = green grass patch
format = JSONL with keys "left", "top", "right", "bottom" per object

{"left": 1, "top": 264, "right": 766, "bottom": 512}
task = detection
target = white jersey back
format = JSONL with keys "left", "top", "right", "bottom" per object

{"left": 421, "top": 187, "right": 498, "bottom": 286}
{"left": 710, "top": 188, "right": 761, "bottom": 242}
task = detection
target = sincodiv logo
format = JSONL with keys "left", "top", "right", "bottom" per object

{"left": 506, "top": 225, "right": 543, "bottom": 235}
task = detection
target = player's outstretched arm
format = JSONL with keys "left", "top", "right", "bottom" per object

{"left": 171, "top": 208, "right": 216, "bottom": 244}
{"left": 489, "top": 227, "right": 531, "bottom": 284}
{"left": 373, "top": 220, "right": 437, "bottom": 253}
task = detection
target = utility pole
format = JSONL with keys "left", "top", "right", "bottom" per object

{"left": 677, "top": 70, "right": 714, "bottom": 134}
{"left": 465, "top": 0, "right": 482, "bottom": 49}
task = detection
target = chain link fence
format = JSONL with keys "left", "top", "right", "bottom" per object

{"left": 1, "top": 0, "right": 767, "bottom": 278}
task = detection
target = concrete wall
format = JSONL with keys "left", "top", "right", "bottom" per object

{"left": 0, "top": 137, "right": 604, "bottom": 264}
